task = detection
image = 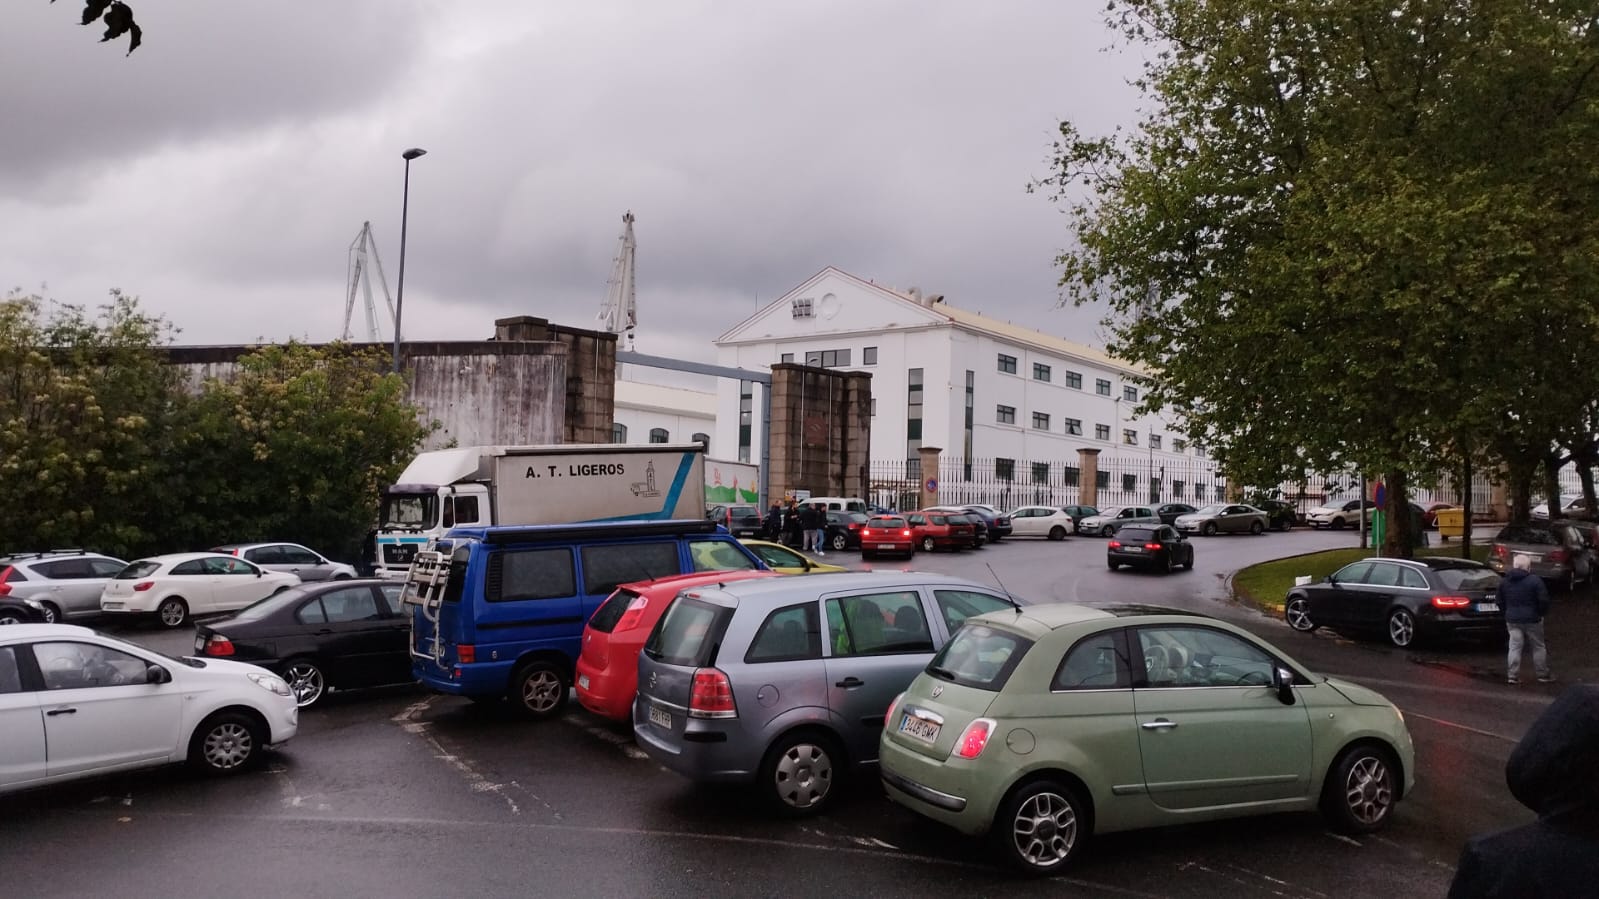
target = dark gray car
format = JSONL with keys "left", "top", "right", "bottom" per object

{"left": 633, "top": 572, "right": 1022, "bottom": 816}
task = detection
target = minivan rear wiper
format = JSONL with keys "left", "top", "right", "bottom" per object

{"left": 927, "top": 665, "right": 956, "bottom": 681}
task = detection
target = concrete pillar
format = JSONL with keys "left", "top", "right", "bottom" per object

{"left": 918, "top": 446, "right": 943, "bottom": 509}
{"left": 1078, "top": 448, "right": 1102, "bottom": 509}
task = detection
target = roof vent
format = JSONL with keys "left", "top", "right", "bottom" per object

{"left": 907, "top": 287, "right": 922, "bottom": 302}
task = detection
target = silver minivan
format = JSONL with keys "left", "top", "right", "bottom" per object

{"left": 633, "top": 572, "right": 1023, "bottom": 816}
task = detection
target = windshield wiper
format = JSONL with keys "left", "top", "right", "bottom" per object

{"left": 927, "top": 665, "right": 957, "bottom": 681}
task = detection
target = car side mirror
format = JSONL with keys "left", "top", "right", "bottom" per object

{"left": 146, "top": 664, "right": 171, "bottom": 685}
{"left": 1270, "top": 666, "right": 1296, "bottom": 705}
{"left": 256, "top": 569, "right": 263, "bottom": 577}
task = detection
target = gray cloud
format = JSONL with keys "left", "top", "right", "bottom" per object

{"left": 1, "top": 1, "right": 1140, "bottom": 357}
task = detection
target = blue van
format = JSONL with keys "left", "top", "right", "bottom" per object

{"left": 404, "top": 519, "right": 765, "bottom": 718}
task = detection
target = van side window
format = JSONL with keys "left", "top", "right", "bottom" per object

{"left": 580, "top": 542, "right": 679, "bottom": 596}
{"left": 490, "top": 548, "right": 576, "bottom": 602}
{"left": 744, "top": 602, "right": 822, "bottom": 663}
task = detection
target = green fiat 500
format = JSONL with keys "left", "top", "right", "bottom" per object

{"left": 879, "top": 604, "right": 1415, "bottom": 875}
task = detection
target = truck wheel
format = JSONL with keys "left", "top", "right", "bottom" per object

{"left": 510, "top": 660, "right": 569, "bottom": 720}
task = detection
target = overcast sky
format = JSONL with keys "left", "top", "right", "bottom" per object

{"left": 2, "top": 1, "right": 1143, "bottom": 362}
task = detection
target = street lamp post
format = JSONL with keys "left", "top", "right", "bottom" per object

{"left": 392, "top": 147, "right": 428, "bottom": 374}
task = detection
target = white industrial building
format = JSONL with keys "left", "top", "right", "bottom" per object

{"left": 710, "top": 267, "right": 1222, "bottom": 505}
{"left": 611, "top": 372, "right": 717, "bottom": 452}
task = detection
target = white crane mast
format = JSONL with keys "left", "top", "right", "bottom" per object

{"left": 598, "top": 211, "right": 637, "bottom": 351}
{"left": 343, "top": 221, "right": 398, "bottom": 342}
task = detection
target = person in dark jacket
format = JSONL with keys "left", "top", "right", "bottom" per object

{"left": 1499, "top": 554, "right": 1553, "bottom": 685}
{"left": 783, "top": 500, "right": 803, "bottom": 548}
{"left": 1447, "top": 685, "right": 1599, "bottom": 898}
{"left": 764, "top": 501, "right": 784, "bottom": 541}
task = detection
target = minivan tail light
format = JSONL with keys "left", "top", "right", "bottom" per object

{"left": 457, "top": 644, "right": 476, "bottom": 664}
{"left": 953, "top": 718, "right": 996, "bottom": 760}
{"left": 689, "top": 668, "right": 737, "bottom": 719}
{"left": 133, "top": 581, "right": 155, "bottom": 592}
{"left": 1430, "top": 595, "right": 1471, "bottom": 609}
{"left": 886, "top": 691, "right": 905, "bottom": 726}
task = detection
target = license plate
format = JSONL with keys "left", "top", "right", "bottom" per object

{"left": 649, "top": 704, "right": 671, "bottom": 729}
{"left": 194, "top": 636, "right": 205, "bottom": 652}
{"left": 1124, "top": 546, "right": 1143, "bottom": 553}
{"left": 1477, "top": 603, "right": 1500, "bottom": 613}
{"left": 899, "top": 713, "right": 940, "bottom": 744}
{"left": 577, "top": 674, "right": 590, "bottom": 690}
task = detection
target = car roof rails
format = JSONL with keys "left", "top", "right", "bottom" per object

{"left": 0, "top": 548, "right": 89, "bottom": 562}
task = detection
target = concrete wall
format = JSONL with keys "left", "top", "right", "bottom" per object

{"left": 767, "top": 363, "right": 872, "bottom": 501}
{"left": 495, "top": 316, "right": 616, "bottom": 444}
{"left": 166, "top": 339, "right": 567, "bottom": 450}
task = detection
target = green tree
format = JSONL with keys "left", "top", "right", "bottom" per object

{"left": 168, "top": 342, "right": 435, "bottom": 563}
{"left": 0, "top": 291, "right": 181, "bottom": 557}
{"left": 1037, "top": 0, "right": 1599, "bottom": 556}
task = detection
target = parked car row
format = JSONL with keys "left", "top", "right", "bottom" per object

{"left": 0, "top": 543, "right": 358, "bottom": 628}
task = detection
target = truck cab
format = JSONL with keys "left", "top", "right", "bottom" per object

{"left": 402, "top": 519, "right": 767, "bottom": 719}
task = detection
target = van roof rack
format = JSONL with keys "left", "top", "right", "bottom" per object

{"left": 463, "top": 519, "right": 721, "bottom": 546}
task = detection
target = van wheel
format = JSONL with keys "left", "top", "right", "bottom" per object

{"left": 994, "top": 779, "right": 1089, "bottom": 875}
{"left": 760, "top": 730, "right": 842, "bottom": 817}
{"left": 511, "top": 660, "right": 569, "bottom": 720}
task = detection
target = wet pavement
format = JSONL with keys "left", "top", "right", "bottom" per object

{"left": 0, "top": 528, "right": 1574, "bottom": 898}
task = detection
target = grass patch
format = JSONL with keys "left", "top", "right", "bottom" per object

{"left": 1232, "top": 543, "right": 1491, "bottom": 610}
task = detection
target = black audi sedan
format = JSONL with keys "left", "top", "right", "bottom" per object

{"left": 193, "top": 579, "right": 413, "bottom": 707}
{"left": 1106, "top": 524, "right": 1195, "bottom": 574}
{"left": 1282, "top": 556, "right": 1503, "bottom": 648}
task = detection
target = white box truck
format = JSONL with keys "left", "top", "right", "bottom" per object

{"left": 705, "top": 457, "right": 761, "bottom": 507}
{"left": 371, "top": 443, "right": 707, "bottom": 577}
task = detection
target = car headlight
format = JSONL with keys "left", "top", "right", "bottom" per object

{"left": 248, "top": 672, "right": 293, "bottom": 698}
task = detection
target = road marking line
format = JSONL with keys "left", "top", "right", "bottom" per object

{"left": 1397, "top": 711, "right": 1518, "bottom": 744}
{"left": 1343, "top": 675, "right": 1552, "bottom": 707}
{"left": 1325, "top": 833, "right": 1362, "bottom": 847}
{"left": 563, "top": 714, "right": 648, "bottom": 759}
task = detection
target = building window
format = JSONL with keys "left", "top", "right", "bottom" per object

{"left": 963, "top": 371, "right": 974, "bottom": 479}
{"left": 995, "top": 458, "right": 1015, "bottom": 481}
{"left": 649, "top": 428, "right": 669, "bottom": 443}
{"left": 1063, "top": 465, "right": 1080, "bottom": 487}
{"left": 1095, "top": 424, "right": 1111, "bottom": 441}
{"left": 1123, "top": 429, "right": 1138, "bottom": 446}
{"left": 1149, "top": 434, "right": 1162, "bottom": 450}
{"left": 738, "top": 380, "right": 753, "bottom": 463}
{"left": 1194, "top": 481, "right": 1206, "bottom": 498}
{"left": 1173, "top": 479, "right": 1185, "bottom": 497}
{"left": 1215, "top": 484, "right": 1226, "bottom": 500}
{"left": 1064, "top": 418, "right": 1082, "bottom": 436}
{"left": 863, "top": 346, "right": 878, "bottom": 365}
{"left": 1096, "top": 378, "right": 1111, "bottom": 396}
{"left": 997, "top": 354, "right": 1018, "bottom": 374}
{"left": 1173, "top": 438, "right": 1187, "bottom": 453}
{"left": 805, "top": 349, "right": 851, "bottom": 367}
{"left": 996, "top": 405, "right": 1016, "bottom": 425}
{"left": 1197, "top": 446, "right": 1208, "bottom": 459}
{"left": 907, "top": 368, "right": 924, "bottom": 462}
{"left": 780, "top": 353, "right": 794, "bottom": 364}
{"left": 1123, "top": 385, "right": 1138, "bottom": 402}
{"left": 1123, "top": 474, "right": 1137, "bottom": 493}
{"left": 1065, "top": 371, "right": 1083, "bottom": 390}
{"left": 611, "top": 423, "right": 627, "bottom": 443}
{"left": 1033, "top": 363, "right": 1051, "bottom": 382}
{"left": 1031, "top": 462, "right": 1050, "bottom": 484}
{"left": 1032, "top": 412, "right": 1050, "bottom": 430}
{"left": 691, "top": 432, "right": 710, "bottom": 446}
{"left": 1095, "top": 470, "right": 1110, "bottom": 489}
{"left": 792, "top": 297, "right": 813, "bottom": 318}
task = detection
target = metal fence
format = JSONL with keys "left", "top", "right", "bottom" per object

{"left": 866, "top": 455, "right": 1504, "bottom": 515}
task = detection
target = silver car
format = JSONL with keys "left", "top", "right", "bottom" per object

{"left": 633, "top": 572, "right": 1022, "bottom": 816}
{"left": 209, "top": 543, "right": 357, "bottom": 582}
{"left": 1078, "top": 505, "right": 1161, "bottom": 537}
{"left": 1175, "top": 504, "right": 1270, "bottom": 536}
{"left": 1487, "top": 522, "right": 1596, "bottom": 591}
{"left": 0, "top": 551, "right": 129, "bottom": 622}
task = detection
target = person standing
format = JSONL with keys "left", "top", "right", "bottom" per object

{"left": 810, "top": 503, "right": 828, "bottom": 557}
{"left": 765, "top": 500, "right": 783, "bottom": 541}
{"left": 1500, "top": 553, "right": 1554, "bottom": 685}
{"left": 784, "top": 499, "right": 803, "bottom": 548}
{"left": 1447, "top": 685, "right": 1599, "bottom": 897}
{"left": 797, "top": 502, "right": 818, "bottom": 553}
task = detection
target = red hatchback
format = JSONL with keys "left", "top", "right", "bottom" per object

{"left": 575, "top": 569, "right": 777, "bottom": 721}
{"left": 860, "top": 516, "right": 916, "bottom": 560}
{"left": 906, "top": 511, "right": 974, "bottom": 553}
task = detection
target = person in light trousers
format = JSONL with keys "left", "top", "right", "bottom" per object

{"left": 1499, "top": 553, "right": 1554, "bottom": 685}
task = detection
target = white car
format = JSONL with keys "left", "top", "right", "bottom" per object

{"left": 1305, "top": 499, "right": 1374, "bottom": 530}
{"left": 1532, "top": 494, "right": 1586, "bottom": 521}
{"left": 1006, "top": 505, "right": 1075, "bottom": 540}
{"left": 101, "top": 553, "right": 302, "bottom": 628}
{"left": 0, "top": 624, "right": 298, "bottom": 794}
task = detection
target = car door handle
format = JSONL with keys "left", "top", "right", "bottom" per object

{"left": 1140, "top": 719, "right": 1178, "bottom": 730}
{"left": 46, "top": 707, "right": 77, "bottom": 716}
{"left": 835, "top": 677, "right": 865, "bottom": 688}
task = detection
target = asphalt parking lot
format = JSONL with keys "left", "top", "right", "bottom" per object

{"left": 0, "top": 529, "right": 1557, "bottom": 898}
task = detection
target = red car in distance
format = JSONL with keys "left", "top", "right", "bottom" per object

{"left": 575, "top": 569, "right": 778, "bottom": 722}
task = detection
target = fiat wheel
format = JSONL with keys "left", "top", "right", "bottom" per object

{"left": 995, "top": 780, "right": 1088, "bottom": 875}
{"left": 1322, "top": 744, "right": 1398, "bottom": 833}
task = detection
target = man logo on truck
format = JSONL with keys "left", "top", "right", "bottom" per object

{"left": 631, "top": 461, "right": 660, "bottom": 499}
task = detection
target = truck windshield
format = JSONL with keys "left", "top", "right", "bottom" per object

{"left": 381, "top": 493, "right": 438, "bottom": 529}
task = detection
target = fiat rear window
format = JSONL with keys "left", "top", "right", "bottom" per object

{"left": 925, "top": 624, "right": 1033, "bottom": 691}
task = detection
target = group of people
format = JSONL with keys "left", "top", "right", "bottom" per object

{"left": 764, "top": 499, "right": 831, "bottom": 555}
